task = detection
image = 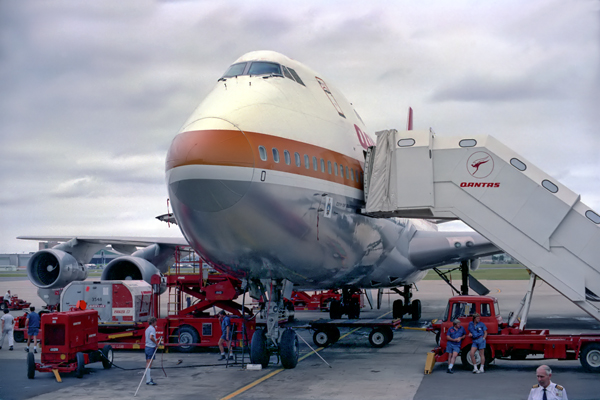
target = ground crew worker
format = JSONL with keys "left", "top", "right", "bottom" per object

{"left": 3, "top": 290, "right": 11, "bottom": 309}
{"left": 144, "top": 317, "right": 158, "bottom": 386}
{"left": 0, "top": 309, "right": 15, "bottom": 350}
{"left": 217, "top": 310, "right": 233, "bottom": 361}
{"left": 468, "top": 312, "right": 487, "bottom": 373}
{"left": 527, "top": 365, "right": 568, "bottom": 400}
{"left": 446, "top": 319, "right": 465, "bottom": 373}
{"left": 25, "top": 306, "right": 40, "bottom": 353}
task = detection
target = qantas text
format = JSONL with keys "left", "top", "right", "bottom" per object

{"left": 460, "top": 182, "right": 500, "bottom": 188}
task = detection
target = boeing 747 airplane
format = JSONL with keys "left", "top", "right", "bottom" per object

{"left": 20, "top": 51, "right": 499, "bottom": 368}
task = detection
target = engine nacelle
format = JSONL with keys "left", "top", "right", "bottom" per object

{"left": 101, "top": 256, "right": 167, "bottom": 294}
{"left": 470, "top": 259, "right": 481, "bottom": 271}
{"left": 27, "top": 249, "right": 88, "bottom": 289}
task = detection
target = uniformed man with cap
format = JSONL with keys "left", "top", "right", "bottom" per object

{"left": 528, "top": 365, "right": 568, "bottom": 400}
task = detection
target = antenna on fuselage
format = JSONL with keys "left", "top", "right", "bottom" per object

{"left": 407, "top": 107, "right": 413, "bottom": 130}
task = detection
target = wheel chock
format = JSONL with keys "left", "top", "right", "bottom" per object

{"left": 52, "top": 369, "right": 62, "bottom": 383}
{"left": 424, "top": 352, "right": 436, "bottom": 374}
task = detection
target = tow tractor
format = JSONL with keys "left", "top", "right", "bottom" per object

{"left": 427, "top": 275, "right": 600, "bottom": 373}
{"left": 1, "top": 294, "right": 31, "bottom": 311}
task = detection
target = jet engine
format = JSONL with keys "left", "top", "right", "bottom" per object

{"left": 470, "top": 259, "right": 481, "bottom": 271}
{"left": 27, "top": 249, "right": 88, "bottom": 289}
{"left": 101, "top": 256, "right": 167, "bottom": 294}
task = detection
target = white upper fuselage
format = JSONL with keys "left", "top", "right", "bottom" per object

{"left": 165, "top": 51, "right": 452, "bottom": 289}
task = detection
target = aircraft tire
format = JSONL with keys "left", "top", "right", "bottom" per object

{"left": 393, "top": 299, "right": 404, "bottom": 319}
{"left": 27, "top": 352, "right": 35, "bottom": 379}
{"left": 330, "top": 300, "right": 343, "bottom": 319}
{"left": 580, "top": 343, "right": 600, "bottom": 372}
{"left": 250, "top": 329, "right": 269, "bottom": 368}
{"left": 280, "top": 329, "right": 299, "bottom": 369}
{"left": 411, "top": 299, "right": 421, "bottom": 321}
{"left": 348, "top": 300, "right": 360, "bottom": 319}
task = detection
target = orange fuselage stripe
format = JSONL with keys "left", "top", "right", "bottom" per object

{"left": 167, "top": 129, "right": 365, "bottom": 190}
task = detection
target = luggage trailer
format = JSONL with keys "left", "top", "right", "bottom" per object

{"left": 299, "top": 318, "right": 403, "bottom": 348}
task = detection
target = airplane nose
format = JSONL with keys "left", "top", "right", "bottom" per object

{"left": 166, "top": 120, "right": 255, "bottom": 212}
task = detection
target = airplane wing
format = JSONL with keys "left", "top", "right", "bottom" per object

{"left": 408, "top": 230, "right": 500, "bottom": 270}
{"left": 17, "top": 235, "right": 188, "bottom": 253}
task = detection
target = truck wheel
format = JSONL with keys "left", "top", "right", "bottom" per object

{"left": 280, "top": 329, "right": 299, "bottom": 369}
{"left": 393, "top": 300, "right": 404, "bottom": 319}
{"left": 0, "top": 302, "right": 6, "bottom": 311}
{"left": 250, "top": 329, "right": 269, "bottom": 368}
{"left": 329, "top": 300, "right": 343, "bottom": 319}
{"left": 14, "top": 331, "right": 25, "bottom": 343}
{"left": 369, "top": 327, "right": 388, "bottom": 348}
{"left": 461, "top": 345, "right": 492, "bottom": 369}
{"left": 382, "top": 326, "right": 394, "bottom": 345}
{"left": 435, "top": 331, "right": 441, "bottom": 346}
{"left": 411, "top": 300, "right": 421, "bottom": 321}
{"left": 177, "top": 326, "right": 199, "bottom": 353}
{"left": 27, "top": 352, "right": 35, "bottom": 379}
{"left": 101, "top": 345, "right": 113, "bottom": 369}
{"left": 580, "top": 343, "right": 600, "bottom": 372}
{"left": 76, "top": 352, "right": 85, "bottom": 378}
{"left": 313, "top": 329, "right": 332, "bottom": 347}
{"left": 330, "top": 327, "right": 341, "bottom": 344}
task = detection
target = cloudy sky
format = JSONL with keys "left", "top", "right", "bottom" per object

{"left": 1, "top": 0, "right": 599, "bottom": 254}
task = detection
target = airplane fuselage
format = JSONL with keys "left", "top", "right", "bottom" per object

{"left": 165, "top": 51, "right": 434, "bottom": 289}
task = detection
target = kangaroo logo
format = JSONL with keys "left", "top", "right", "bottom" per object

{"left": 466, "top": 151, "right": 494, "bottom": 179}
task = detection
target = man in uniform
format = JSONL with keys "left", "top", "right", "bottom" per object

{"left": 0, "top": 308, "right": 15, "bottom": 350}
{"left": 217, "top": 310, "right": 234, "bottom": 361}
{"left": 528, "top": 365, "right": 568, "bottom": 400}
{"left": 446, "top": 319, "right": 465, "bottom": 373}
{"left": 25, "top": 306, "right": 40, "bottom": 353}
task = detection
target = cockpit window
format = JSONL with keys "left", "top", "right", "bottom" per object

{"left": 222, "top": 62, "right": 247, "bottom": 78}
{"left": 248, "top": 62, "right": 282, "bottom": 76}
{"left": 288, "top": 68, "right": 305, "bottom": 86}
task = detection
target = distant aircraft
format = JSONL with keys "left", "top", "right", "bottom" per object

{"left": 20, "top": 51, "right": 499, "bottom": 368}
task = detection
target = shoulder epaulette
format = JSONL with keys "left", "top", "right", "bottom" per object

{"left": 556, "top": 385, "right": 563, "bottom": 391}
{"left": 532, "top": 384, "right": 539, "bottom": 388}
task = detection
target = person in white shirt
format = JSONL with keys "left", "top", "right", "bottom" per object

{"left": 3, "top": 290, "right": 11, "bottom": 308}
{"left": 144, "top": 317, "right": 158, "bottom": 386}
{"left": 528, "top": 365, "right": 568, "bottom": 400}
{"left": 0, "top": 309, "right": 15, "bottom": 350}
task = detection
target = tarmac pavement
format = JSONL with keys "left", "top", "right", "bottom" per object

{"left": 1, "top": 278, "right": 599, "bottom": 400}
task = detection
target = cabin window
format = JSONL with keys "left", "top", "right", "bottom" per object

{"left": 284, "top": 150, "right": 291, "bottom": 165}
{"left": 350, "top": 168, "right": 354, "bottom": 181}
{"left": 320, "top": 158, "right": 325, "bottom": 173}
{"left": 542, "top": 179, "right": 558, "bottom": 193}
{"left": 248, "top": 62, "right": 282, "bottom": 76}
{"left": 327, "top": 161, "right": 332, "bottom": 174}
{"left": 304, "top": 154, "right": 310, "bottom": 169}
{"left": 221, "top": 62, "right": 247, "bottom": 79}
{"left": 346, "top": 166, "right": 349, "bottom": 179}
{"left": 340, "top": 164, "right": 344, "bottom": 178}
{"left": 258, "top": 146, "right": 267, "bottom": 161}
{"left": 586, "top": 210, "right": 600, "bottom": 224}
{"left": 294, "top": 152, "right": 301, "bottom": 167}
{"left": 288, "top": 68, "right": 305, "bottom": 86}
{"left": 272, "top": 148, "right": 280, "bottom": 163}
{"left": 334, "top": 163, "right": 338, "bottom": 176}
{"left": 313, "top": 156, "right": 318, "bottom": 171}
{"left": 510, "top": 158, "right": 527, "bottom": 171}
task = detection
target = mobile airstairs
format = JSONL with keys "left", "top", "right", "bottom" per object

{"left": 363, "top": 129, "right": 600, "bottom": 322}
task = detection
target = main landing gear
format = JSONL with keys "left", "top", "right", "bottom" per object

{"left": 391, "top": 285, "right": 421, "bottom": 321}
{"left": 328, "top": 288, "right": 361, "bottom": 320}
{"left": 249, "top": 279, "right": 299, "bottom": 369}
